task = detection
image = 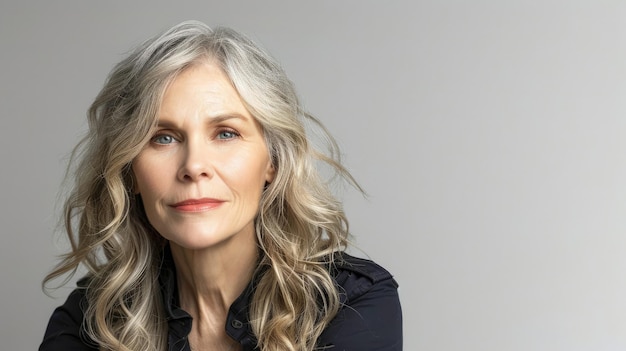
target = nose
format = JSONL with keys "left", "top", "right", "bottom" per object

{"left": 177, "top": 139, "right": 213, "bottom": 182}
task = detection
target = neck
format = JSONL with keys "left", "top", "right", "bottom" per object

{"left": 169, "top": 227, "right": 259, "bottom": 344}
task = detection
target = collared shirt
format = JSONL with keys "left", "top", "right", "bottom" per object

{"left": 40, "top": 249, "right": 402, "bottom": 350}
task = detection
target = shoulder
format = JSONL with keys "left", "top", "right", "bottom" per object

{"left": 331, "top": 252, "right": 399, "bottom": 303}
{"left": 40, "top": 278, "right": 98, "bottom": 351}
{"left": 320, "top": 252, "right": 403, "bottom": 350}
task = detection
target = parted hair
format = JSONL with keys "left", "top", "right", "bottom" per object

{"left": 44, "top": 20, "right": 360, "bottom": 351}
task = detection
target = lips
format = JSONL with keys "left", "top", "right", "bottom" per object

{"left": 170, "top": 198, "right": 224, "bottom": 212}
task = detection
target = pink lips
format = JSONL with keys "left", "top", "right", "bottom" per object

{"left": 170, "top": 198, "right": 224, "bottom": 212}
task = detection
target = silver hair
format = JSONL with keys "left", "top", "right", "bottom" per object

{"left": 45, "top": 20, "right": 360, "bottom": 351}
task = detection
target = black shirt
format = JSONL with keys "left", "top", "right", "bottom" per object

{"left": 40, "top": 250, "right": 402, "bottom": 350}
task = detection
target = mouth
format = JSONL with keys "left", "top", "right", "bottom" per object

{"left": 169, "top": 198, "right": 224, "bottom": 212}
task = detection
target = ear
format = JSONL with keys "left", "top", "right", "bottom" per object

{"left": 265, "top": 161, "right": 276, "bottom": 184}
{"left": 129, "top": 164, "right": 140, "bottom": 195}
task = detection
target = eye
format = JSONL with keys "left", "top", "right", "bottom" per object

{"left": 216, "top": 129, "right": 240, "bottom": 140}
{"left": 152, "top": 134, "right": 177, "bottom": 145}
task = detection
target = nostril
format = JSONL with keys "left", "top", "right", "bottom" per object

{"left": 179, "top": 168, "right": 212, "bottom": 182}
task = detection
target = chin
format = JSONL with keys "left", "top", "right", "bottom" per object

{"left": 168, "top": 236, "right": 229, "bottom": 251}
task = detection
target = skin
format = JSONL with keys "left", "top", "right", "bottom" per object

{"left": 132, "top": 61, "right": 275, "bottom": 350}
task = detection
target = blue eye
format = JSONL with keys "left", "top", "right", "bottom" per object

{"left": 217, "top": 130, "right": 239, "bottom": 140}
{"left": 153, "top": 134, "right": 176, "bottom": 144}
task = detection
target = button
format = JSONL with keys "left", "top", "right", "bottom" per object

{"left": 231, "top": 319, "right": 244, "bottom": 329}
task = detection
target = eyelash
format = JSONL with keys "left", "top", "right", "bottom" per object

{"left": 151, "top": 133, "right": 178, "bottom": 145}
{"left": 216, "top": 128, "right": 240, "bottom": 140}
{"left": 150, "top": 128, "right": 240, "bottom": 145}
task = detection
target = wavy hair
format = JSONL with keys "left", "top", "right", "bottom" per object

{"left": 44, "top": 20, "right": 360, "bottom": 351}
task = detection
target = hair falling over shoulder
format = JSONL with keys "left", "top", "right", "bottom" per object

{"left": 44, "top": 20, "right": 362, "bottom": 351}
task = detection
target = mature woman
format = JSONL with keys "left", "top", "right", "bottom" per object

{"left": 40, "top": 21, "right": 402, "bottom": 351}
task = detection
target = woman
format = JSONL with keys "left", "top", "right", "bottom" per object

{"left": 40, "top": 21, "right": 402, "bottom": 351}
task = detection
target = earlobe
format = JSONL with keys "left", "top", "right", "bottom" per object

{"left": 265, "top": 163, "right": 276, "bottom": 184}
{"left": 130, "top": 181, "right": 140, "bottom": 195}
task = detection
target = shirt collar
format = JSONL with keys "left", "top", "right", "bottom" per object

{"left": 157, "top": 244, "right": 260, "bottom": 348}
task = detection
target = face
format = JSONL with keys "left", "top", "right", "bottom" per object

{"left": 132, "top": 62, "right": 275, "bottom": 250}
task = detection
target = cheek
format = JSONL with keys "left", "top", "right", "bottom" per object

{"left": 132, "top": 160, "right": 164, "bottom": 199}
{"left": 226, "top": 154, "right": 270, "bottom": 189}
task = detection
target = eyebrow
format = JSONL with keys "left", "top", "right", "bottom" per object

{"left": 156, "top": 113, "right": 248, "bottom": 128}
{"left": 210, "top": 113, "right": 247, "bottom": 124}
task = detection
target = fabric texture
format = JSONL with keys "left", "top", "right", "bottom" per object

{"left": 40, "top": 248, "right": 402, "bottom": 351}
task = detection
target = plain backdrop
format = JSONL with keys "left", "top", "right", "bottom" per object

{"left": 2, "top": 1, "right": 626, "bottom": 350}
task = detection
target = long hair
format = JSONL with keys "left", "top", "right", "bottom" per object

{"left": 44, "top": 20, "right": 360, "bottom": 351}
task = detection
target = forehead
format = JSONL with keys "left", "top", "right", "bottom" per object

{"left": 158, "top": 62, "right": 252, "bottom": 120}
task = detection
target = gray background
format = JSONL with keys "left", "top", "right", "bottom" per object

{"left": 2, "top": 1, "right": 626, "bottom": 350}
